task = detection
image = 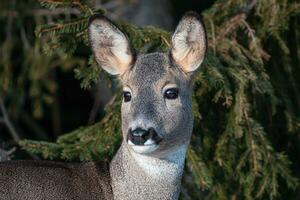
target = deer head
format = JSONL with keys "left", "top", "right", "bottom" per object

{"left": 88, "top": 11, "right": 206, "bottom": 158}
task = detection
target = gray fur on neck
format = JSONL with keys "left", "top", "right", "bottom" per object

{"left": 110, "top": 142, "right": 188, "bottom": 200}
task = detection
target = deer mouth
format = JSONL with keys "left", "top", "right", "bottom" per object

{"left": 128, "top": 140, "right": 160, "bottom": 154}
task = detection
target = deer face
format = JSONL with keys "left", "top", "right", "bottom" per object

{"left": 89, "top": 12, "right": 206, "bottom": 157}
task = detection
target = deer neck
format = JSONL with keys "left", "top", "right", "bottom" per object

{"left": 110, "top": 142, "right": 188, "bottom": 200}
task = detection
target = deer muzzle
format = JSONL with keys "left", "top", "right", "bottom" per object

{"left": 127, "top": 127, "right": 162, "bottom": 146}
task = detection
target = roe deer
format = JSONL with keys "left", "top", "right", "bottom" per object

{"left": 0, "top": 11, "right": 207, "bottom": 200}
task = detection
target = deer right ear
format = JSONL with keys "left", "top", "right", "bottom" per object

{"left": 88, "top": 15, "right": 134, "bottom": 75}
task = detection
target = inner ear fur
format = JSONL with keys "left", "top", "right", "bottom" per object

{"left": 88, "top": 15, "right": 134, "bottom": 75}
{"left": 171, "top": 11, "right": 207, "bottom": 73}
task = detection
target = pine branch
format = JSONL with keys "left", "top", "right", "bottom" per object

{"left": 243, "top": 109, "right": 259, "bottom": 174}
{"left": 187, "top": 148, "right": 213, "bottom": 190}
{"left": 39, "top": 0, "right": 95, "bottom": 15}
{"left": 36, "top": 17, "right": 88, "bottom": 37}
{"left": 243, "top": 0, "right": 257, "bottom": 15}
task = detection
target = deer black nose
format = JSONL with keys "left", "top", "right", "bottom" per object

{"left": 127, "top": 128, "right": 161, "bottom": 146}
{"left": 128, "top": 128, "right": 149, "bottom": 145}
{"left": 132, "top": 128, "right": 148, "bottom": 137}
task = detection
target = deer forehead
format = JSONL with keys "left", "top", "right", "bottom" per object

{"left": 122, "top": 53, "right": 187, "bottom": 90}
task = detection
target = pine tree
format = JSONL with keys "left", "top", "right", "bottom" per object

{"left": 3, "top": 0, "right": 300, "bottom": 199}
{"left": 0, "top": 0, "right": 86, "bottom": 141}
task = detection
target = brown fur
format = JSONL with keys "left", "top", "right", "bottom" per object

{"left": 0, "top": 161, "right": 112, "bottom": 200}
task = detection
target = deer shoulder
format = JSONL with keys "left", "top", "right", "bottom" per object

{"left": 0, "top": 160, "right": 113, "bottom": 200}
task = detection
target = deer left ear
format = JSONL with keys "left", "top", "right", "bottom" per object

{"left": 171, "top": 11, "right": 207, "bottom": 73}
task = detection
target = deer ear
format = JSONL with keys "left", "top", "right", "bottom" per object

{"left": 171, "top": 11, "right": 207, "bottom": 73}
{"left": 88, "top": 15, "right": 134, "bottom": 75}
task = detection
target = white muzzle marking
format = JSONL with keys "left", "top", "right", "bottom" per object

{"left": 128, "top": 139, "right": 159, "bottom": 154}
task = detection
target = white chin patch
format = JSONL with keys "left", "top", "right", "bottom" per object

{"left": 128, "top": 139, "right": 159, "bottom": 154}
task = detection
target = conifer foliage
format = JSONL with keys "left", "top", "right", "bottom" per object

{"left": 17, "top": 0, "right": 300, "bottom": 199}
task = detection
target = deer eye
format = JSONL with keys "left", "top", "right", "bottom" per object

{"left": 164, "top": 88, "right": 179, "bottom": 99}
{"left": 123, "top": 91, "right": 132, "bottom": 102}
